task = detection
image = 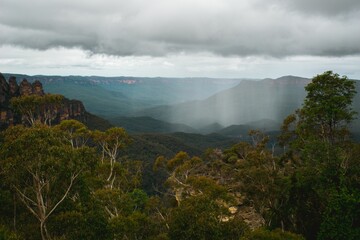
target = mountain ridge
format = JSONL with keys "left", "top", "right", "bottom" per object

{"left": 3, "top": 72, "right": 360, "bottom": 134}
{"left": 2, "top": 73, "right": 244, "bottom": 118}
{"left": 133, "top": 76, "right": 311, "bottom": 128}
{"left": 133, "top": 75, "right": 360, "bottom": 132}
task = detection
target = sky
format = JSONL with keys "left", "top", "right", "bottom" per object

{"left": 1, "top": 0, "right": 360, "bottom": 79}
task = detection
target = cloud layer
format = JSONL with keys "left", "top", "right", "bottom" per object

{"left": 1, "top": 0, "right": 360, "bottom": 58}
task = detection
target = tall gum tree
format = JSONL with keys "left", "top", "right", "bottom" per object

{"left": 279, "top": 71, "right": 359, "bottom": 239}
{"left": 92, "top": 127, "right": 132, "bottom": 189}
{"left": 282, "top": 71, "right": 357, "bottom": 146}
{"left": 0, "top": 124, "right": 96, "bottom": 240}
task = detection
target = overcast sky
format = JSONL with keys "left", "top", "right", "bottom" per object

{"left": 1, "top": 0, "right": 360, "bottom": 79}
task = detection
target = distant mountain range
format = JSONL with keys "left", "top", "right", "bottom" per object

{"left": 135, "top": 76, "right": 310, "bottom": 129}
{"left": 3, "top": 73, "right": 360, "bottom": 135}
{"left": 2, "top": 73, "right": 243, "bottom": 117}
{"left": 134, "top": 76, "right": 360, "bottom": 133}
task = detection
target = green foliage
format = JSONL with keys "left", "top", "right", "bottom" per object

{"left": 317, "top": 189, "right": 360, "bottom": 240}
{"left": 241, "top": 228, "right": 304, "bottom": 240}
{"left": 0, "top": 186, "right": 13, "bottom": 227}
{"left": 129, "top": 188, "right": 149, "bottom": 211}
{"left": 54, "top": 120, "right": 90, "bottom": 148}
{"left": 220, "top": 131, "right": 294, "bottom": 228}
{"left": 110, "top": 116, "right": 195, "bottom": 134}
{"left": 0, "top": 124, "right": 97, "bottom": 240}
{"left": 277, "top": 71, "right": 360, "bottom": 239}
{"left": 109, "top": 211, "right": 150, "bottom": 239}
{"left": 283, "top": 71, "right": 357, "bottom": 146}
{"left": 10, "top": 94, "right": 64, "bottom": 126}
{"left": 0, "top": 225, "right": 20, "bottom": 240}
{"left": 92, "top": 127, "right": 132, "bottom": 164}
{"left": 301, "top": 71, "right": 356, "bottom": 140}
{"left": 50, "top": 210, "right": 109, "bottom": 240}
{"left": 92, "top": 127, "right": 133, "bottom": 189}
{"left": 2, "top": 71, "right": 359, "bottom": 240}
{"left": 169, "top": 195, "right": 248, "bottom": 240}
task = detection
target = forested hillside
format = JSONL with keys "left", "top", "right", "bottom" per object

{"left": 6, "top": 73, "right": 360, "bottom": 136}
{"left": 1, "top": 71, "right": 360, "bottom": 240}
{"left": 2, "top": 73, "right": 242, "bottom": 118}
{"left": 0, "top": 73, "right": 113, "bottom": 131}
{"left": 136, "top": 76, "right": 360, "bottom": 133}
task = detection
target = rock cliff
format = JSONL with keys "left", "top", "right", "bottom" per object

{"left": 0, "top": 73, "right": 87, "bottom": 129}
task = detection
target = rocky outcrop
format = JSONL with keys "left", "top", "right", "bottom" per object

{"left": 237, "top": 206, "right": 265, "bottom": 230}
{"left": 19, "top": 79, "right": 33, "bottom": 96}
{"left": 0, "top": 74, "right": 9, "bottom": 105}
{"left": 60, "top": 99, "right": 86, "bottom": 121}
{"left": 15, "top": 78, "right": 45, "bottom": 96}
{"left": 9, "top": 76, "right": 19, "bottom": 96}
{"left": 0, "top": 73, "right": 87, "bottom": 130}
{"left": 32, "top": 80, "right": 44, "bottom": 96}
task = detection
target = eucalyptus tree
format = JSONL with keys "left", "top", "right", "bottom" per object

{"left": 54, "top": 119, "right": 90, "bottom": 148}
{"left": 0, "top": 124, "right": 96, "bottom": 240}
{"left": 279, "top": 71, "right": 359, "bottom": 239}
{"left": 92, "top": 127, "right": 132, "bottom": 189}
{"left": 10, "top": 94, "right": 63, "bottom": 126}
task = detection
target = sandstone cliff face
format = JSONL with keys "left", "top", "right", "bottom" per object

{"left": 0, "top": 73, "right": 87, "bottom": 129}
{"left": 9, "top": 76, "right": 19, "bottom": 96}
{"left": 19, "top": 79, "right": 34, "bottom": 96}
{"left": 0, "top": 74, "right": 9, "bottom": 105}
{"left": 32, "top": 80, "right": 45, "bottom": 95}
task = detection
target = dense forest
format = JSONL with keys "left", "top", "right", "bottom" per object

{"left": 1, "top": 71, "right": 359, "bottom": 240}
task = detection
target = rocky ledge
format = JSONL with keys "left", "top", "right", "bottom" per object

{"left": 0, "top": 73, "right": 87, "bottom": 129}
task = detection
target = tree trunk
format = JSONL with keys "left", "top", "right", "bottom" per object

{"left": 40, "top": 221, "right": 46, "bottom": 240}
{"left": 39, "top": 221, "right": 51, "bottom": 240}
{"left": 13, "top": 193, "right": 17, "bottom": 232}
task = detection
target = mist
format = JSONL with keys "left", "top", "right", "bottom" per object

{"left": 136, "top": 76, "right": 310, "bottom": 130}
{"left": 137, "top": 76, "right": 360, "bottom": 134}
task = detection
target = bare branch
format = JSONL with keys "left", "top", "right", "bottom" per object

{"left": 45, "top": 170, "right": 81, "bottom": 220}
{"left": 14, "top": 186, "right": 39, "bottom": 220}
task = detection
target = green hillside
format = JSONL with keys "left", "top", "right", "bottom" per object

{"left": 135, "top": 76, "right": 310, "bottom": 128}
{"left": 2, "top": 73, "right": 242, "bottom": 118}
{"left": 109, "top": 116, "right": 196, "bottom": 133}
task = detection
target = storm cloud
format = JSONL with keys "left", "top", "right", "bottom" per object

{"left": 1, "top": 0, "right": 360, "bottom": 58}
{"left": 276, "top": 0, "right": 360, "bottom": 16}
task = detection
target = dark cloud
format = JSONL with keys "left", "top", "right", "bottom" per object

{"left": 276, "top": 0, "right": 360, "bottom": 16}
{"left": 0, "top": 0, "right": 360, "bottom": 58}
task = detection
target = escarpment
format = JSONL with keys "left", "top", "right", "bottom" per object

{"left": 0, "top": 73, "right": 87, "bottom": 129}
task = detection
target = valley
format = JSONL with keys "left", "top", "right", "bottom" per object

{"left": 4, "top": 73, "right": 360, "bottom": 137}
{"left": 2, "top": 0, "right": 360, "bottom": 238}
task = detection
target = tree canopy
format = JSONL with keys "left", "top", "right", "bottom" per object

{"left": 0, "top": 71, "right": 359, "bottom": 240}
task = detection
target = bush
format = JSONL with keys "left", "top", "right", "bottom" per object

{"left": 241, "top": 228, "right": 304, "bottom": 240}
